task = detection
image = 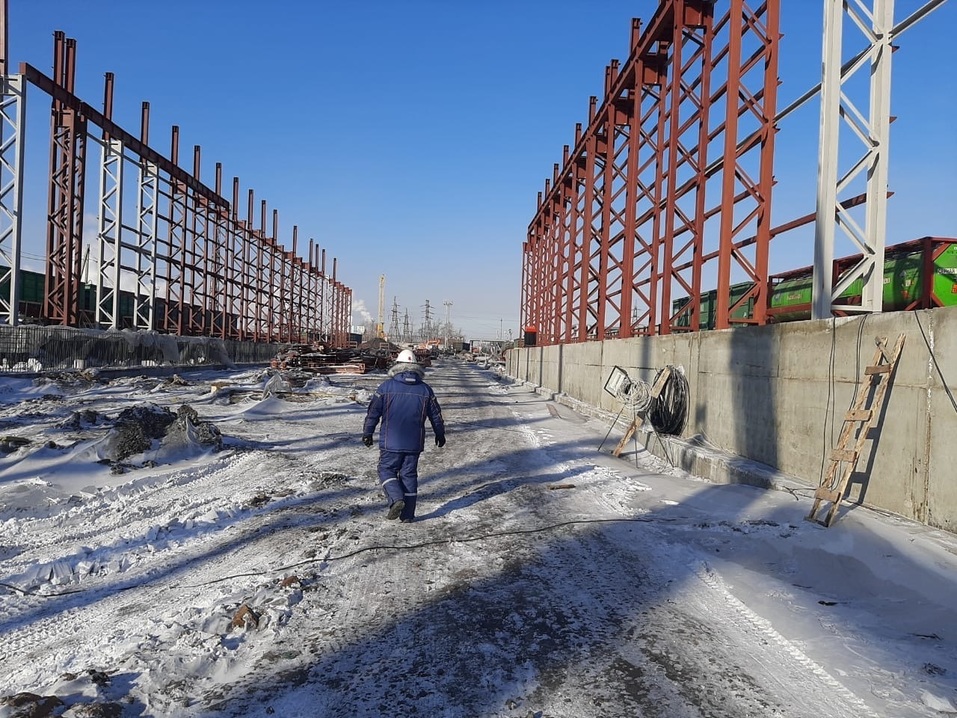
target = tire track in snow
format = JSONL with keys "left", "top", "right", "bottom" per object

{"left": 690, "top": 560, "right": 883, "bottom": 718}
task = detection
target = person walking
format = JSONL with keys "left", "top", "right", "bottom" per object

{"left": 362, "top": 349, "right": 446, "bottom": 522}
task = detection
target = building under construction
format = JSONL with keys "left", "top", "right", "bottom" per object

{"left": 0, "top": 29, "right": 352, "bottom": 349}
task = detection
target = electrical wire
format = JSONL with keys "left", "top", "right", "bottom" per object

{"left": 615, "top": 376, "right": 653, "bottom": 414}
{"left": 648, "top": 365, "right": 689, "bottom": 435}
{"left": 913, "top": 311, "right": 957, "bottom": 415}
{"left": 3, "top": 515, "right": 683, "bottom": 598}
{"left": 819, "top": 317, "right": 838, "bottom": 485}
{"left": 188, "top": 515, "right": 688, "bottom": 587}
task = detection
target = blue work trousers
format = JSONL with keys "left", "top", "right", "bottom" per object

{"left": 377, "top": 450, "right": 420, "bottom": 520}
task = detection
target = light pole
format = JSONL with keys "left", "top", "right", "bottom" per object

{"left": 443, "top": 300, "right": 452, "bottom": 351}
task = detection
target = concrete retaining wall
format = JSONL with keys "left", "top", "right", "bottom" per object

{"left": 507, "top": 307, "right": 957, "bottom": 533}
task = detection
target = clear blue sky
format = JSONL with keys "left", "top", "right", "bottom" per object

{"left": 11, "top": 1, "right": 956, "bottom": 340}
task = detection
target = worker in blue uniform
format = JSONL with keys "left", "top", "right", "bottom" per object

{"left": 362, "top": 349, "right": 446, "bottom": 522}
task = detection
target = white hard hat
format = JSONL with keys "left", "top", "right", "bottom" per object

{"left": 395, "top": 349, "right": 417, "bottom": 364}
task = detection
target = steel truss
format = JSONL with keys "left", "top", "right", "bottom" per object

{"left": 0, "top": 32, "right": 352, "bottom": 346}
{"left": 0, "top": 73, "right": 24, "bottom": 325}
{"left": 525, "top": 0, "right": 780, "bottom": 342}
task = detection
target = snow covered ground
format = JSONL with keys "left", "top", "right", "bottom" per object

{"left": 0, "top": 359, "right": 955, "bottom": 717}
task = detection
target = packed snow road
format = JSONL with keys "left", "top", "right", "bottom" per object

{"left": 0, "top": 360, "right": 955, "bottom": 717}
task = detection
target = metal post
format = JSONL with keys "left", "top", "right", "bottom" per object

{"left": 0, "top": 72, "right": 24, "bottom": 326}
{"left": 814, "top": 0, "right": 896, "bottom": 319}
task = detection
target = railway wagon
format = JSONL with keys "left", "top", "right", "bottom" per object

{"left": 768, "top": 236, "right": 957, "bottom": 321}
{"left": 673, "top": 237, "right": 957, "bottom": 329}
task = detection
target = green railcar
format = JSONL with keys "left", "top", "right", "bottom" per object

{"left": 769, "top": 238, "right": 957, "bottom": 321}
{"left": 673, "top": 281, "right": 755, "bottom": 330}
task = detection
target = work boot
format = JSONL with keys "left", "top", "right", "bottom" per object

{"left": 387, "top": 500, "right": 405, "bottom": 520}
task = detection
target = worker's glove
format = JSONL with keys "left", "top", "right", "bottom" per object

{"left": 435, "top": 434, "right": 446, "bottom": 448}
{"left": 362, "top": 435, "right": 373, "bottom": 447}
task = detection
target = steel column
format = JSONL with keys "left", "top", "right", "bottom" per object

{"left": 45, "top": 33, "right": 87, "bottom": 326}
{"left": 813, "top": 0, "right": 895, "bottom": 318}
{"left": 0, "top": 73, "right": 25, "bottom": 326}
{"left": 94, "top": 135, "right": 124, "bottom": 328}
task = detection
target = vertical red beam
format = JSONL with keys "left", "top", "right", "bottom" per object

{"left": 619, "top": 23, "right": 643, "bottom": 339}
{"left": 44, "top": 32, "right": 87, "bottom": 326}
{"left": 565, "top": 124, "right": 585, "bottom": 342}
{"left": 520, "top": 234, "right": 531, "bottom": 340}
{"left": 331, "top": 257, "right": 342, "bottom": 346}
{"left": 290, "top": 227, "right": 300, "bottom": 342}
{"left": 246, "top": 189, "right": 259, "bottom": 341}
{"left": 659, "top": 1, "right": 686, "bottom": 335}
{"left": 232, "top": 178, "right": 245, "bottom": 340}
{"left": 530, "top": 180, "right": 549, "bottom": 341}
{"left": 213, "top": 163, "right": 228, "bottom": 339}
{"left": 654, "top": 0, "right": 714, "bottom": 334}
{"left": 578, "top": 100, "right": 599, "bottom": 341}
{"left": 713, "top": 0, "right": 780, "bottom": 328}
{"left": 259, "top": 198, "right": 272, "bottom": 341}
{"left": 544, "top": 165, "right": 562, "bottom": 344}
{"left": 165, "top": 126, "right": 186, "bottom": 334}
{"left": 307, "top": 237, "right": 316, "bottom": 340}
{"left": 188, "top": 144, "right": 207, "bottom": 336}
{"left": 687, "top": 3, "right": 714, "bottom": 333}
{"left": 647, "top": 42, "right": 670, "bottom": 336}
{"left": 557, "top": 145, "right": 574, "bottom": 344}
{"left": 319, "top": 247, "right": 327, "bottom": 342}
{"left": 596, "top": 66, "right": 615, "bottom": 340}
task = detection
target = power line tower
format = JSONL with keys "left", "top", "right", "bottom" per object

{"left": 389, "top": 297, "right": 399, "bottom": 340}
{"left": 402, "top": 308, "right": 411, "bottom": 344}
{"left": 422, "top": 300, "right": 433, "bottom": 341}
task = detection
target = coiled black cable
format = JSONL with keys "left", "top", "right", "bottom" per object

{"left": 648, "top": 365, "right": 689, "bottom": 435}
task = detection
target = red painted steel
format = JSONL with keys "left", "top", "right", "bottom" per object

{"left": 24, "top": 33, "right": 352, "bottom": 347}
{"left": 44, "top": 32, "right": 87, "bottom": 326}
{"left": 523, "top": 0, "right": 781, "bottom": 343}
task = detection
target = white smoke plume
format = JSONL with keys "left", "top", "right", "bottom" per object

{"left": 352, "top": 299, "right": 374, "bottom": 327}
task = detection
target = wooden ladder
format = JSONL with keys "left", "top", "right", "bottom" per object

{"left": 806, "top": 333, "right": 905, "bottom": 527}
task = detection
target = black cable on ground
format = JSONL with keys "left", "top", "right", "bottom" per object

{"left": 648, "top": 366, "right": 689, "bottom": 435}
{"left": 4, "top": 516, "right": 681, "bottom": 597}
{"left": 197, "top": 515, "right": 679, "bottom": 587}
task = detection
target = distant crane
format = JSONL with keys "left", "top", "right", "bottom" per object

{"left": 376, "top": 274, "right": 386, "bottom": 339}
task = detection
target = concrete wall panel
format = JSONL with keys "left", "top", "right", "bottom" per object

{"left": 506, "top": 305, "right": 957, "bottom": 532}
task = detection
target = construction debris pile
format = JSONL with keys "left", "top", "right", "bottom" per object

{"left": 270, "top": 338, "right": 434, "bottom": 374}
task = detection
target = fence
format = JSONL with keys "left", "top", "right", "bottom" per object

{"left": 0, "top": 325, "right": 278, "bottom": 373}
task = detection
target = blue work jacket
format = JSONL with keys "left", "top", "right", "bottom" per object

{"left": 363, "top": 369, "right": 445, "bottom": 452}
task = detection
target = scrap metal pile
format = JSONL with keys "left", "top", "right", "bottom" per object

{"left": 270, "top": 340, "right": 397, "bottom": 374}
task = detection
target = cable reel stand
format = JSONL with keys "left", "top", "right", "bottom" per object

{"left": 600, "top": 364, "right": 689, "bottom": 460}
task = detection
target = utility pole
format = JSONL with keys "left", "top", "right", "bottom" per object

{"left": 402, "top": 308, "right": 411, "bottom": 345}
{"left": 389, "top": 297, "right": 399, "bottom": 340}
{"left": 443, "top": 300, "right": 453, "bottom": 351}
{"left": 376, "top": 274, "right": 385, "bottom": 338}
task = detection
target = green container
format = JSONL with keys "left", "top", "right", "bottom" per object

{"left": 672, "top": 281, "right": 754, "bottom": 329}
{"left": 770, "top": 242, "right": 957, "bottom": 319}
{"left": 932, "top": 243, "right": 957, "bottom": 305}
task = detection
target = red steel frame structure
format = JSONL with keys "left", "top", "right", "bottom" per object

{"left": 8, "top": 31, "right": 351, "bottom": 344}
{"left": 523, "top": 0, "right": 780, "bottom": 343}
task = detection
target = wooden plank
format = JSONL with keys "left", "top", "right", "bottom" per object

{"left": 864, "top": 364, "right": 891, "bottom": 375}
{"left": 844, "top": 409, "right": 872, "bottom": 422}
{"left": 830, "top": 448, "right": 858, "bottom": 463}
{"left": 612, "top": 419, "right": 638, "bottom": 457}
{"left": 813, "top": 487, "right": 843, "bottom": 504}
{"left": 650, "top": 366, "right": 672, "bottom": 398}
